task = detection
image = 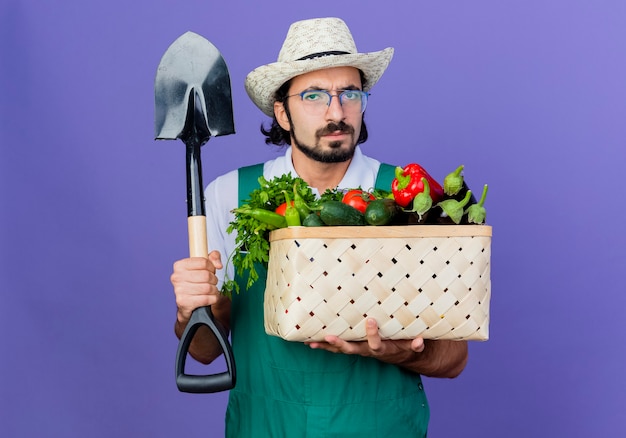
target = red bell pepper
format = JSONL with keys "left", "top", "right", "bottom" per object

{"left": 391, "top": 163, "right": 444, "bottom": 207}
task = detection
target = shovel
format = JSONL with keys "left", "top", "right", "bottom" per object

{"left": 155, "top": 31, "right": 236, "bottom": 393}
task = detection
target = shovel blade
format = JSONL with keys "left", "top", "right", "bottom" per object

{"left": 155, "top": 31, "right": 235, "bottom": 141}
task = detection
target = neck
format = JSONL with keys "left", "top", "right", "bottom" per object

{"left": 291, "top": 147, "right": 351, "bottom": 193}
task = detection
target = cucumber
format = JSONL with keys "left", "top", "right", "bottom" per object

{"left": 302, "top": 212, "right": 325, "bottom": 227}
{"left": 364, "top": 198, "right": 400, "bottom": 226}
{"left": 319, "top": 201, "right": 366, "bottom": 226}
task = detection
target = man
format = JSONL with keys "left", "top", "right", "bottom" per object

{"left": 171, "top": 17, "right": 468, "bottom": 437}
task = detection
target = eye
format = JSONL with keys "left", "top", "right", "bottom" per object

{"left": 301, "top": 91, "right": 325, "bottom": 102}
{"left": 341, "top": 90, "right": 361, "bottom": 101}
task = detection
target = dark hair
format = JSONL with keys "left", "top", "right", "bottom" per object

{"left": 261, "top": 70, "right": 369, "bottom": 146}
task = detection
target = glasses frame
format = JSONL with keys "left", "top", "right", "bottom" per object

{"left": 285, "top": 89, "right": 370, "bottom": 114}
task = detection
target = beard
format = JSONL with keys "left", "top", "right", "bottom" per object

{"left": 291, "top": 121, "right": 357, "bottom": 163}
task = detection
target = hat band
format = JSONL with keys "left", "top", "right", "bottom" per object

{"left": 297, "top": 51, "right": 350, "bottom": 61}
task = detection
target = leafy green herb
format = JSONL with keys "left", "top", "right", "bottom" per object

{"left": 318, "top": 188, "right": 345, "bottom": 202}
{"left": 223, "top": 173, "right": 316, "bottom": 294}
{"left": 371, "top": 187, "right": 394, "bottom": 200}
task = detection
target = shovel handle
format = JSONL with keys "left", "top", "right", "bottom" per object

{"left": 175, "top": 306, "right": 236, "bottom": 393}
{"left": 187, "top": 216, "right": 209, "bottom": 258}
{"left": 175, "top": 214, "right": 236, "bottom": 393}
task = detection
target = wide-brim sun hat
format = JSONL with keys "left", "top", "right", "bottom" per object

{"left": 245, "top": 17, "right": 394, "bottom": 117}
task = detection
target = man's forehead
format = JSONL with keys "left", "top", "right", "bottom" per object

{"left": 289, "top": 66, "right": 362, "bottom": 90}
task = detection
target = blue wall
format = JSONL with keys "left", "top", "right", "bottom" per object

{"left": 1, "top": 1, "right": 625, "bottom": 436}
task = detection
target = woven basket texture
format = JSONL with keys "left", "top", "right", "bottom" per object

{"left": 264, "top": 225, "right": 492, "bottom": 342}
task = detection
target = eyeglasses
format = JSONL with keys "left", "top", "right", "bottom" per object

{"left": 285, "top": 89, "right": 369, "bottom": 114}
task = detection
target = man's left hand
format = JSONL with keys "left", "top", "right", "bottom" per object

{"left": 305, "top": 318, "right": 424, "bottom": 365}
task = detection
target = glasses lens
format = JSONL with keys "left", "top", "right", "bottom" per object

{"left": 340, "top": 90, "right": 367, "bottom": 113}
{"left": 301, "top": 91, "right": 329, "bottom": 105}
{"left": 297, "top": 90, "right": 368, "bottom": 113}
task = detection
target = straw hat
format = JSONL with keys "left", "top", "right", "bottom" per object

{"left": 245, "top": 17, "right": 394, "bottom": 117}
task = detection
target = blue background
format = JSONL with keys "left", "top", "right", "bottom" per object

{"left": 1, "top": 1, "right": 625, "bottom": 436}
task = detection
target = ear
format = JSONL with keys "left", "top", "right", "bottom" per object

{"left": 274, "top": 101, "right": 291, "bottom": 131}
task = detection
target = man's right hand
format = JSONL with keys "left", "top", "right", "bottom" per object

{"left": 170, "top": 251, "right": 224, "bottom": 325}
{"left": 170, "top": 251, "right": 231, "bottom": 364}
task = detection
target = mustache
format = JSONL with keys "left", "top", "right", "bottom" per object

{"left": 316, "top": 121, "right": 355, "bottom": 137}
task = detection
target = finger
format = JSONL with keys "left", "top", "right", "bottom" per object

{"left": 189, "top": 268, "right": 220, "bottom": 286}
{"left": 365, "top": 318, "right": 383, "bottom": 352}
{"left": 306, "top": 341, "right": 337, "bottom": 353}
{"left": 208, "top": 250, "right": 223, "bottom": 269}
{"left": 171, "top": 268, "right": 213, "bottom": 289}
{"left": 171, "top": 257, "right": 220, "bottom": 286}
{"left": 175, "top": 293, "right": 214, "bottom": 319}
{"left": 411, "top": 337, "right": 425, "bottom": 353}
{"left": 173, "top": 283, "right": 214, "bottom": 300}
{"left": 326, "top": 335, "right": 364, "bottom": 355}
{"left": 172, "top": 257, "right": 208, "bottom": 274}
{"left": 189, "top": 256, "right": 217, "bottom": 273}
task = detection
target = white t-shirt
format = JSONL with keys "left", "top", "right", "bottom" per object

{"left": 204, "top": 145, "right": 382, "bottom": 287}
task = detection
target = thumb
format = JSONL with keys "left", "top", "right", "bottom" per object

{"left": 411, "top": 337, "right": 425, "bottom": 353}
{"left": 208, "top": 250, "right": 223, "bottom": 269}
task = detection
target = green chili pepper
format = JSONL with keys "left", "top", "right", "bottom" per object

{"left": 282, "top": 191, "right": 301, "bottom": 226}
{"left": 293, "top": 181, "right": 311, "bottom": 220}
{"left": 232, "top": 207, "right": 287, "bottom": 229}
{"left": 466, "top": 184, "right": 488, "bottom": 224}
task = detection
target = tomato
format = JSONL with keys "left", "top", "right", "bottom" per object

{"left": 275, "top": 200, "right": 295, "bottom": 216}
{"left": 341, "top": 189, "right": 375, "bottom": 213}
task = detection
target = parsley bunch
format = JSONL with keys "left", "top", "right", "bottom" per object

{"left": 222, "top": 173, "right": 316, "bottom": 295}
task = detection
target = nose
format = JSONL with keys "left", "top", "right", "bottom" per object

{"left": 325, "top": 93, "right": 345, "bottom": 120}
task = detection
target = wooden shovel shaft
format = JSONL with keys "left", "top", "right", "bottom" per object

{"left": 188, "top": 216, "right": 208, "bottom": 258}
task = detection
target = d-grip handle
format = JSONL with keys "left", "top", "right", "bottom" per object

{"left": 175, "top": 305, "right": 236, "bottom": 393}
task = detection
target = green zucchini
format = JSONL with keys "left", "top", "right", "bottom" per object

{"left": 364, "top": 198, "right": 400, "bottom": 226}
{"left": 302, "top": 212, "right": 325, "bottom": 227}
{"left": 319, "top": 201, "right": 366, "bottom": 226}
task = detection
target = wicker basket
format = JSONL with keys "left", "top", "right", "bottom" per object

{"left": 264, "top": 225, "right": 492, "bottom": 342}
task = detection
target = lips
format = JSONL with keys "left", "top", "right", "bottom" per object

{"left": 317, "top": 121, "right": 355, "bottom": 138}
{"left": 324, "top": 130, "right": 347, "bottom": 137}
